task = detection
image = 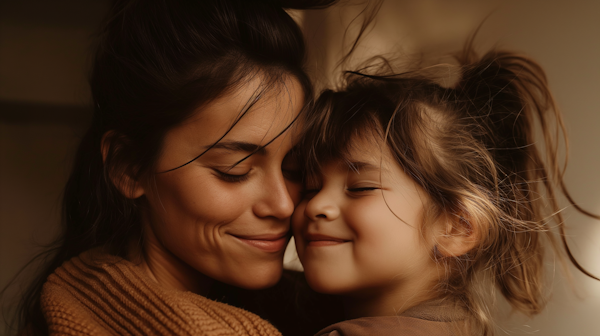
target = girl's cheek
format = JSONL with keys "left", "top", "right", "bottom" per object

{"left": 348, "top": 196, "right": 383, "bottom": 218}
{"left": 286, "top": 181, "right": 303, "bottom": 206}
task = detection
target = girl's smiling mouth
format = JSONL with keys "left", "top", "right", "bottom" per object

{"left": 305, "top": 233, "right": 351, "bottom": 246}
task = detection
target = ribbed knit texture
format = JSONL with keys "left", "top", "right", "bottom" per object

{"left": 40, "top": 250, "right": 282, "bottom": 336}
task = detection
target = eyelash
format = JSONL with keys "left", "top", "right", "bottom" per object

{"left": 214, "top": 169, "right": 250, "bottom": 183}
{"left": 302, "top": 187, "right": 379, "bottom": 199}
{"left": 347, "top": 187, "right": 379, "bottom": 192}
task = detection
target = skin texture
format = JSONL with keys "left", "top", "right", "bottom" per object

{"left": 292, "top": 136, "right": 441, "bottom": 318}
{"left": 132, "top": 75, "right": 304, "bottom": 294}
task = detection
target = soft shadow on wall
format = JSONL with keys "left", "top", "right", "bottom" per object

{"left": 0, "top": 1, "right": 109, "bottom": 334}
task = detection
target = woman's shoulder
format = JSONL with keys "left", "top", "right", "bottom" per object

{"left": 41, "top": 249, "right": 282, "bottom": 336}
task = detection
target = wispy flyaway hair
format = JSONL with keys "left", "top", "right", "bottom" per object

{"left": 298, "top": 40, "right": 599, "bottom": 335}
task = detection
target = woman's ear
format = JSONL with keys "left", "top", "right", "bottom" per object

{"left": 101, "top": 131, "right": 145, "bottom": 199}
{"left": 434, "top": 214, "right": 480, "bottom": 258}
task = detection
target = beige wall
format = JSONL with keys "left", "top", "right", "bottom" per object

{"left": 1, "top": 0, "right": 599, "bottom": 335}
{"left": 0, "top": 1, "right": 107, "bottom": 334}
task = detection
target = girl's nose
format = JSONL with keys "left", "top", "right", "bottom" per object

{"left": 304, "top": 190, "right": 340, "bottom": 221}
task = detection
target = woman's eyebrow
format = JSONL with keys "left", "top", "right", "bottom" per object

{"left": 208, "top": 141, "right": 267, "bottom": 155}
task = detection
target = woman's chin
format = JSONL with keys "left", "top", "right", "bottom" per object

{"left": 226, "top": 265, "right": 284, "bottom": 290}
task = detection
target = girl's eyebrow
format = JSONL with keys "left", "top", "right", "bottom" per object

{"left": 347, "top": 161, "right": 379, "bottom": 172}
{"left": 207, "top": 141, "right": 267, "bottom": 155}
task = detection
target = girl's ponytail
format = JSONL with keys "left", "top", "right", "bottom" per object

{"left": 453, "top": 44, "right": 600, "bottom": 318}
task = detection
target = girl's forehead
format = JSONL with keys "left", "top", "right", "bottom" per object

{"left": 322, "top": 136, "right": 396, "bottom": 174}
{"left": 344, "top": 134, "right": 386, "bottom": 163}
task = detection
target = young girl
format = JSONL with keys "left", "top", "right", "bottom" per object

{"left": 292, "top": 41, "right": 600, "bottom": 335}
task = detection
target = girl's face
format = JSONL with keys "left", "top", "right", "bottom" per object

{"left": 292, "top": 136, "right": 438, "bottom": 301}
{"left": 141, "top": 76, "right": 304, "bottom": 292}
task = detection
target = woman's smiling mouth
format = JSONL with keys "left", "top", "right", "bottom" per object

{"left": 231, "top": 232, "right": 290, "bottom": 253}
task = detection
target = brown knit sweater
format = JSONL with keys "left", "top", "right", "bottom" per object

{"left": 41, "top": 250, "right": 282, "bottom": 336}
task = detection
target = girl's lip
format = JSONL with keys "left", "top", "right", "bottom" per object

{"left": 305, "top": 234, "right": 350, "bottom": 247}
{"left": 231, "top": 233, "right": 290, "bottom": 253}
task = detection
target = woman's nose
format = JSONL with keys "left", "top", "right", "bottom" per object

{"left": 304, "top": 189, "right": 340, "bottom": 221}
{"left": 253, "top": 172, "right": 295, "bottom": 220}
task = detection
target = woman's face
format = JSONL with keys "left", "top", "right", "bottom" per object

{"left": 141, "top": 76, "right": 304, "bottom": 291}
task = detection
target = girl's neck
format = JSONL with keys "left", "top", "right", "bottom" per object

{"left": 342, "top": 272, "right": 440, "bottom": 320}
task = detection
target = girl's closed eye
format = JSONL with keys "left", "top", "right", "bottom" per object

{"left": 282, "top": 155, "right": 303, "bottom": 183}
{"left": 347, "top": 186, "right": 380, "bottom": 193}
{"left": 301, "top": 181, "right": 322, "bottom": 199}
{"left": 346, "top": 168, "right": 382, "bottom": 194}
{"left": 302, "top": 187, "right": 321, "bottom": 199}
{"left": 301, "top": 175, "right": 323, "bottom": 199}
{"left": 282, "top": 168, "right": 303, "bottom": 182}
{"left": 345, "top": 162, "right": 382, "bottom": 195}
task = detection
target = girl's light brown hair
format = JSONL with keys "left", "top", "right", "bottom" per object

{"left": 298, "top": 41, "right": 600, "bottom": 334}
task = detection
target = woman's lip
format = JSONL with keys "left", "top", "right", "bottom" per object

{"left": 231, "top": 233, "right": 290, "bottom": 253}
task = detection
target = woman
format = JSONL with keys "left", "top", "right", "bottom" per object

{"left": 12, "top": 0, "right": 337, "bottom": 335}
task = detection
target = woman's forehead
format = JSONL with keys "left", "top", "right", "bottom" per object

{"left": 157, "top": 75, "right": 304, "bottom": 171}
{"left": 216, "top": 77, "right": 303, "bottom": 145}
{"left": 173, "top": 76, "right": 302, "bottom": 141}
{"left": 188, "top": 74, "right": 301, "bottom": 121}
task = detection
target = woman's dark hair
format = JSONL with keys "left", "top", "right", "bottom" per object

{"left": 298, "top": 42, "right": 600, "bottom": 335}
{"left": 6, "top": 0, "right": 336, "bottom": 334}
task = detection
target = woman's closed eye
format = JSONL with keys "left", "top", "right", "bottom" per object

{"left": 212, "top": 166, "right": 251, "bottom": 183}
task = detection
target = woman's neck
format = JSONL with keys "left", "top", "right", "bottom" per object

{"left": 128, "top": 228, "right": 214, "bottom": 296}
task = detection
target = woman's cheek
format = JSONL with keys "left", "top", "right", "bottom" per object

{"left": 291, "top": 201, "right": 308, "bottom": 254}
{"left": 151, "top": 175, "right": 248, "bottom": 233}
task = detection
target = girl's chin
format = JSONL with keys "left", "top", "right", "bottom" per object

{"left": 303, "top": 270, "right": 351, "bottom": 295}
